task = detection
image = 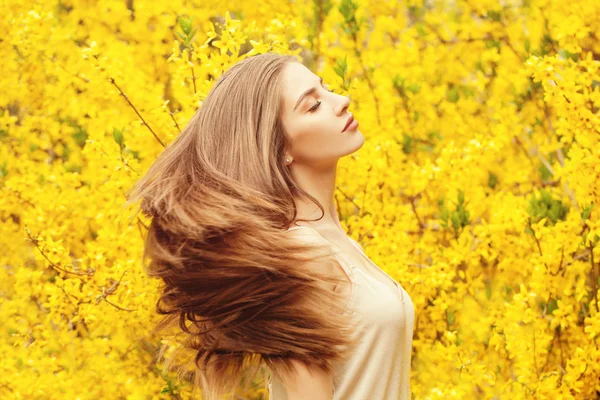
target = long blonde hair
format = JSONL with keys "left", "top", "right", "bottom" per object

{"left": 126, "top": 53, "right": 359, "bottom": 399}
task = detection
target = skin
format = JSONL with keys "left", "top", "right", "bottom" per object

{"left": 280, "top": 61, "right": 365, "bottom": 236}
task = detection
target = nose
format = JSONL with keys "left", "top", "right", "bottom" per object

{"left": 335, "top": 94, "right": 351, "bottom": 115}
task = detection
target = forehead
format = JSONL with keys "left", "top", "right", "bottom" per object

{"left": 281, "top": 62, "right": 318, "bottom": 105}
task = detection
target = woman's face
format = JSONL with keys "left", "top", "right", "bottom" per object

{"left": 280, "top": 62, "right": 364, "bottom": 167}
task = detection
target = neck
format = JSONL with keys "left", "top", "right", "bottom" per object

{"left": 289, "top": 160, "right": 344, "bottom": 232}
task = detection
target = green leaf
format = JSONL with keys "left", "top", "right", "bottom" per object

{"left": 334, "top": 55, "right": 348, "bottom": 79}
{"left": 339, "top": 0, "right": 358, "bottom": 22}
{"left": 178, "top": 17, "right": 192, "bottom": 35}
{"left": 447, "top": 86, "right": 459, "bottom": 103}
{"left": 451, "top": 212, "right": 461, "bottom": 231}
{"left": 438, "top": 190, "right": 470, "bottom": 235}
{"left": 71, "top": 126, "right": 88, "bottom": 148}
{"left": 581, "top": 204, "right": 594, "bottom": 220}
{"left": 538, "top": 162, "right": 553, "bottom": 182}
{"left": 392, "top": 74, "right": 404, "bottom": 91}
{"left": 112, "top": 128, "right": 124, "bottom": 147}
{"left": 402, "top": 134, "right": 413, "bottom": 154}
{"left": 457, "top": 189, "right": 465, "bottom": 206}
{"left": 338, "top": 0, "right": 360, "bottom": 35}
{"left": 486, "top": 10, "right": 502, "bottom": 22}
{"left": 455, "top": 332, "right": 463, "bottom": 345}
{"left": 527, "top": 189, "right": 569, "bottom": 225}
{"left": 0, "top": 160, "right": 8, "bottom": 178}
{"left": 488, "top": 172, "right": 498, "bottom": 189}
{"left": 485, "top": 39, "right": 501, "bottom": 50}
{"left": 440, "top": 207, "right": 449, "bottom": 222}
{"left": 547, "top": 299, "right": 558, "bottom": 314}
{"left": 406, "top": 82, "right": 420, "bottom": 94}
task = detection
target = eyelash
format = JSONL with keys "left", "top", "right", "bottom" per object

{"left": 308, "top": 88, "right": 335, "bottom": 112}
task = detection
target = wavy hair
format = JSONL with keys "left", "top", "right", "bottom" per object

{"left": 125, "top": 52, "right": 359, "bottom": 399}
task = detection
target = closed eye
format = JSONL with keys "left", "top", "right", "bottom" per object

{"left": 307, "top": 84, "right": 335, "bottom": 112}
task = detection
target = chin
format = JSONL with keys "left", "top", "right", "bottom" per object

{"left": 355, "top": 130, "right": 365, "bottom": 146}
{"left": 347, "top": 131, "right": 365, "bottom": 153}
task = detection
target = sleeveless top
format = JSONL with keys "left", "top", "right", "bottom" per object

{"left": 267, "top": 226, "right": 415, "bottom": 399}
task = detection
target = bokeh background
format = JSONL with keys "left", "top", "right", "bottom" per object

{"left": 2, "top": 0, "right": 600, "bottom": 398}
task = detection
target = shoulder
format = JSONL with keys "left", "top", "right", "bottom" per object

{"left": 283, "top": 226, "right": 321, "bottom": 240}
{"left": 347, "top": 236, "right": 363, "bottom": 249}
{"left": 282, "top": 227, "right": 337, "bottom": 253}
{"left": 273, "top": 359, "right": 334, "bottom": 400}
{"left": 283, "top": 227, "right": 336, "bottom": 263}
{"left": 283, "top": 227, "right": 351, "bottom": 291}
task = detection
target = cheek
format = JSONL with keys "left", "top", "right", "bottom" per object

{"left": 292, "top": 126, "right": 322, "bottom": 151}
{"left": 292, "top": 116, "right": 335, "bottom": 140}
{"left": 291, "top": 122, "right": 343, "bottom": 157}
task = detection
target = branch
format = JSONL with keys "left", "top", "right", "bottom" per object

{"left": 169, "top": 112, "right": 182, "bottom": 133}
{"left": 109, "top": 77, "right": 166, "bottom": 148}
{"left": 335, "top": 185, "right": 361, "bottom": 213}
{"left": 25, "top": 228, "right": 94, "bottom": 277}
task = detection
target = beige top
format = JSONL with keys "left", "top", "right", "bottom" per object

{"left": 268, "top": 226, "right": 415, "bottom": 399}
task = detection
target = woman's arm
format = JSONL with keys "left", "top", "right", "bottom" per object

{"left": 276, "top": 358, "right": 333, "bottom": 400}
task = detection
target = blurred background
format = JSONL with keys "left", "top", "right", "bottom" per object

{"left": 1, "top": 0, "right": 599, "bottom": 398}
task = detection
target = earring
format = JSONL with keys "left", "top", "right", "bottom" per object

{"left": 285, "top": 157, "right": 292, "bottom": 165}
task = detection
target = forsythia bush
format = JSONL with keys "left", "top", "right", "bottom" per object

{"left": 1, "top": 0, "right": 599, "bottom": 398}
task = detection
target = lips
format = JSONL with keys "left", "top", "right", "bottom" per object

{"left": 342, "top": 115, "right": 354, "bottom": 132}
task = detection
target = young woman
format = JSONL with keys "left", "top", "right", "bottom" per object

{"left": 126, "top": 52, "right": 415, "bottom": 400}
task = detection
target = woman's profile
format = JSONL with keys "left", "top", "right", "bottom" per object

{"left": 126, "top": 52, "right": 415, "bottom": 400}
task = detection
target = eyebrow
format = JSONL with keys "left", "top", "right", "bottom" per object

{"left": 293, "top": 76, "right": 323, "bottom": 112}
